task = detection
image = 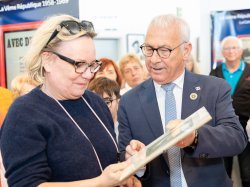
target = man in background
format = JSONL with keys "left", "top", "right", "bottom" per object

{"left": 210, "top": 36, "right": 250, "bottom": 187}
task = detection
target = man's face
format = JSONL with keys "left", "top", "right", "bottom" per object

{"left": 222, "top": 39, "right": 243, "bottom": 63}
{"left": 144, "top": 25, "right": 191, "bottom": 85}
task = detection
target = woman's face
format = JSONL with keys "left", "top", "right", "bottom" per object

{"left": 123, "top": 62, "right": 144, "bottom": 88}
{"left": 43, "top": 36, "right": 97, "bottom": 100}
{"left": 94, "top": 64, "right": 118, "bottom": 82}
{"left": 102, "top": 92, "right": 119, "bottom": 123}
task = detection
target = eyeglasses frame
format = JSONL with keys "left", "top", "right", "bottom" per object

{"left": 140, "top": 41, "right": 187, "bottom": 59}
{"left": 49, "top": 51, "right": 102, "bottom": 74}
{"left": 45, "top": 20, "right": 95, "bottom": 47}
{"left": 103, "top": 96, "right": 121, "bottom": 107}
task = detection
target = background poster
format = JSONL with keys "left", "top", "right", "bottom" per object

{"left": 0, "top": 0, "right": 79, "bottom": 87}
{"left": 4, "top": 29, "right": 36, "bottom": 88}
{"left": 210, "top": 9, "right": 250, "bottom": 70}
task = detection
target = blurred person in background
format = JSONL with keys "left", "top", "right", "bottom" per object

{"left": 210, "top": 35, "right": 250, "bottom": 187}
{"left": 88, "top": 77, "right": 142, "bottom": 187}
{"left": 88, "top": 77, "right": 121, "bottom": 139}
{"left": 185, "top": 54, "right": 201, "bottom": 74}
{"left": 119, "top": 53, "right": 145, "bottom": 95}
{"left": 92, "top": 57, "right": 123, "bottom": 88}
{"left": 0, "top": 14, "right": 139, "bottom": 187}
{"left": 246, "top": 118, "right": 250, "bottom": 142}
{"left": 11, "top": 73, "right": 40, "bottom": 99}
{"left": 0, "top": 87, "right": 13, "bottom": 128}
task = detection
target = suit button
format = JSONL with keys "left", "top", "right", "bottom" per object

{"left": 199, "top": 153, "right": 208, "bottom": 159}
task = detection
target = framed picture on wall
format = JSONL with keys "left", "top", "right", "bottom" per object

{"left": 126, "top": 34, "right": 144, "bottom": 56}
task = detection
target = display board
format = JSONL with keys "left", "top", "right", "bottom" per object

{"left": 0, "top": 0, "right": 79, "bottom": 87}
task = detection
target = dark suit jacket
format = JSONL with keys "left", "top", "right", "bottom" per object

{"left": 118, "top": 71, "right": 247, "bottom": 187}
{"left": 210, "top": 63, "right": 250, "bottom": 130}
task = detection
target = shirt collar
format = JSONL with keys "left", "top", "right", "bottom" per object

{"left": 153, "top": 70, "right": 185, "bottom": 92}
{"left": 222, "top": 60, "right": 245, "bottom": 72}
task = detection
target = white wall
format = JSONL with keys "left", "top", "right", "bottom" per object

{"left": 79, "top": 0, "right": 200, "bottom": 62}
{"left": 79, "top": 0, "right": 250, "bottom": 75}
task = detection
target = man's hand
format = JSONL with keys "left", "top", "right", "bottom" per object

{"left": 125, "top": 140, "right": 145, "bottom": 160}
{"left": 166, "top": 120, "right": 196, "bottom": 148}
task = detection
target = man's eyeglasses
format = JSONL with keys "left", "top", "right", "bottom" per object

{"left": 103, "top": 97, "right": 120, "bottom": 107}
{"left": 140, "top": 41, "right": 187, "bottom": 59}
{"left": 51, "top": 51, "right": 101, "bottom": 74}
{"left": 46, "top": 20, "right": 95, "bottom": 46}
{"left": 223, "top": 46, "right": 240, "bottom": 52}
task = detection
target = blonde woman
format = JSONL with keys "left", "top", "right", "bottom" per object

{"left": 119, "top": 53, "right": 145, "bottom": 94}
{"left": 0, "top": 14, "right": 139, "bottom": 187}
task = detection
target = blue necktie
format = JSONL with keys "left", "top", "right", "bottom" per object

{"left": 162, "top": 83, "right": 182, "bottom": 187}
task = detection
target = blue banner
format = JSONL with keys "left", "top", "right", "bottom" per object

{"left": 211, "top": 9, "right": 250, "bottom": 69}
{"left": 0, "top": 0, "right": 79, "bottom": 25}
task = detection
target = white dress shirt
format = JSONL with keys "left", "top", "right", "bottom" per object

{"left": 153, "top": 71, "right": 188, "bottom": 187}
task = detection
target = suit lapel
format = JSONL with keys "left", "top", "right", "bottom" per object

{"left": 138, "top": 79, "right": 164, "bottom": 139}
{"left": 182, "top": 71, "right": 202, "bottom": 119}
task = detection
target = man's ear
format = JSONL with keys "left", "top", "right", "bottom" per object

{"left": 41, "top": 51, "right": 53, "bottom": 73}
{"left": 183, "top": 42, "right": 192, "bottom": 61}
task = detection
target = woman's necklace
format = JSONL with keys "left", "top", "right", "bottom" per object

{"left": 41, "top": 86, "right": 119, "bottom": 172}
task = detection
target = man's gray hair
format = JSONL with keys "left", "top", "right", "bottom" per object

{"left": 148, "top": 14, "right": 190, "bottom": 42}
{"left": 221, "top": 36, "right": 243, "bottom": 49}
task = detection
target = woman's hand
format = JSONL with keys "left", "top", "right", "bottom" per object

{"left": 97, "top": 160, "right": 131, "bottom": 187}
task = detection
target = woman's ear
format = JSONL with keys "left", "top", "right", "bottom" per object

{"left": 41, "top": 51, "right": 53, "bottom": 73}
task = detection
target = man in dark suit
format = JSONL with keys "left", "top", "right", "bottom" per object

{"left": 210, "top": 36, "right": 250, "bottom": 187}
{"left": 118, "top": 14, "right": 247, "bottom": 187}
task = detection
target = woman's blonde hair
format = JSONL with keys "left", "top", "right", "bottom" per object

{"left": 11, "top": 73, "right": 40, "bottom": 99}
{"left": 24, "top": 14, "right": 96, "bottom": 83}
{"left": 119, "top": 53, "right": 142, "bottom": 76}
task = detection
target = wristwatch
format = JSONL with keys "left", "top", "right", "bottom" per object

{"left": 188, "top": 130, "right": 198, "bottom": 150}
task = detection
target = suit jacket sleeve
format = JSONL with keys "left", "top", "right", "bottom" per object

{"left": 190, "top": 77, "right": 247, "bottom": 158}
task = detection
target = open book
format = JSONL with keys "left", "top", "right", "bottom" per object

{"left": 119, "top": 106, "right": 212, "bottom": 181}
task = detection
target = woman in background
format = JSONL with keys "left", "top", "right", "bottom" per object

{"left": 11, "top": 73, "right": 40, "bottom": 99}
{"left": 93, "top": 57, "right": 123, "bottom": 88}
{"left": 88, "top": 77, "right": 120, "bottom": 139}
{"left": 88, "top": 77, "right": 142, "bottom": 187}
{"left": 119, "top": 53, "right": 145, "bottom": 95}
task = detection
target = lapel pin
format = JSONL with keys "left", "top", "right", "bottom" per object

{"left": 190, "top": 93, "right": 198, "bottom": 100}
{"left": 195, "top": 86, "right": 201, "bottom": 91}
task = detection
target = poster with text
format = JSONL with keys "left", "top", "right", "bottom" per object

{"left": 0, "top": 0, "right": 79, "bottom": 87}
{"left": 4, "top": 29, "right": 36, "bottom": 88}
